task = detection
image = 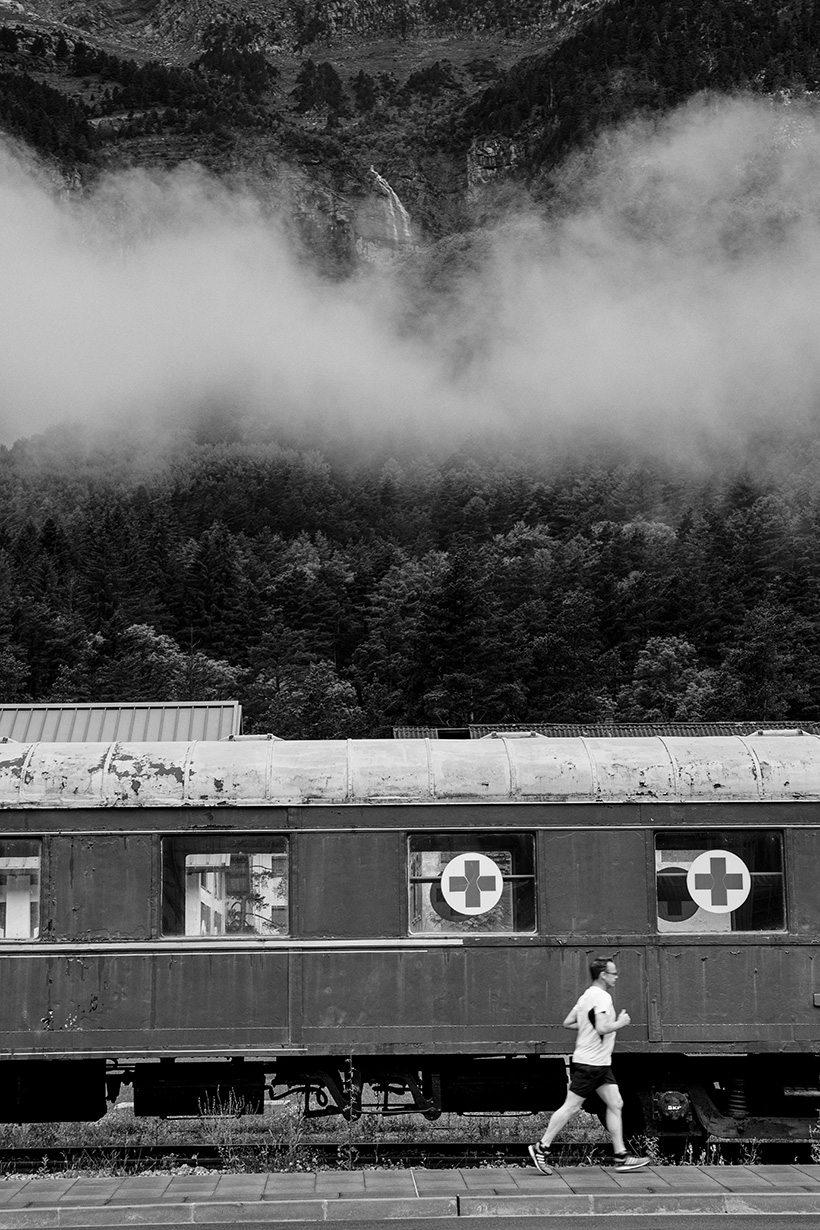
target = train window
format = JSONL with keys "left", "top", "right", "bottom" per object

{"left": 655, "top": 830, "right": 784, "bottom": 932}
{"left": 0, "top": 839, "right": 40, "bottom": 939}
{"left": 162, "top": 835, "right": 289, "bottom": 937}
{"left": 407, "top": 833, "right": 536, "bottom": 934}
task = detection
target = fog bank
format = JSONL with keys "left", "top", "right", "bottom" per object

{"left": 3, "top": 95, "right": 820, "bottom": 463}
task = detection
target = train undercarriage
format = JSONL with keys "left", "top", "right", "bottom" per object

{"left": 0, "top": 1052, "right": 818, "bottom": 1143}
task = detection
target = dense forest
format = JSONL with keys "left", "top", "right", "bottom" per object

{"left": 467, "top": 0, "right": 820, "bottom": 174}
{"left": 4, "top": 1, "right": 820, "bottom": 740}
{"left": 0, "top": 19, "right": 278, "bottom": 159}
{"left": 0, "top": 425, "right": 818, "bottom": 737}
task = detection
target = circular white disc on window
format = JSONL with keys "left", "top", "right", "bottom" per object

{"left": 440, "top": 852, "right": 504, "bottom": 916}
{"left": 686, "top": 849, "right": 751, "bottom": 914}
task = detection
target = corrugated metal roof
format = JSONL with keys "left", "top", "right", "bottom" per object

{"left": 1, "top": 733, "right": 820, "bottom": 807}
{"left": 0, "top": 703, "right": 242, "bottom": 743}
{"left": 394, "top": 722, "right": 820, "bottom": 739}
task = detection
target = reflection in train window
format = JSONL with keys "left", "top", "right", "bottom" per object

{"left": 655, "top": 830, "right": 784, "bottom": 933}
{"left": 162, "top": 835, "right": 289, "bottom": 937}
{"left": 408, "top": 833, "right": 536, "bottom": 935}
{"left": 0, "top": 839, "right": 40, "bottom": 939}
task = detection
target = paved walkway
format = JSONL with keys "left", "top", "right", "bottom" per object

{"left": 1, "top": 1164, "right": 820, "bottom": 1224}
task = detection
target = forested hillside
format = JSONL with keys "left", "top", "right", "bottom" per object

{"left": 5, "top": 0, "right": 820, "bottom": 740}
{"left": 5, "top": 0, "right": 820, "bottom": 243}
{"left": 1, "top": 426, "right": 817, "bottom": 736}
{"left": 467, "top": 0, "right": 820, "bottom": 179}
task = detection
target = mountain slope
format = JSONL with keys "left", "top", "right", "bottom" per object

{"left": 464, "top": 0, "right": 820, "bottom": 179}
{"left": 4, "top": 0, "right": 820, "bottom": 261}
{"left": 0, "top": 0, "right": 608, "bottom": 250}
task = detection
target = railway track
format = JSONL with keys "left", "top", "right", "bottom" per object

{"left": 0, "top": 1141, "right": 528, "bottom": 1173}
{"left": 0, "top": 1139, "right": 813, "bottom": 1173}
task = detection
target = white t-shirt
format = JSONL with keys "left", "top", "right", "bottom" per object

{"left": 571, "top": 985, "right": 616, "bottom": 1066}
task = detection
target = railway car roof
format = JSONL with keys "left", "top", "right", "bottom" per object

{"left": 0, "top": 734, "right": 818, "bottom": 806}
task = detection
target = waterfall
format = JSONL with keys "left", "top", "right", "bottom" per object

{"left": 369, "top": 166, "right": 413, "bottom": 248}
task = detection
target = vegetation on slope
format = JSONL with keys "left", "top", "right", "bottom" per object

{"left": 0, "top": 423, "right": 818, "bottom": 735}
{"left": 466, "top": 0, "right": 820, "bottom": 177}
{"left": 3, "top": 2, "right": 820, "bottom": 739}
{"left": 6, "top": 0, "right": 820, "bottom": 240}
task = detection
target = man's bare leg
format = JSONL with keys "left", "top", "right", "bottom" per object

{"left": 595, "top": 1082, "right": 626, "bottom": 1155}
{"left": 539, "top": 1089, "right": 586, "bottom": 1149}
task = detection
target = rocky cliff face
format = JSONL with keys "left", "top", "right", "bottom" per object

{"left": 467, "top": 137, "right": 519, "bottom": 201}
{"left": 353, "top": 168, "right": 415, "bottom": 259}
{"left": 0, "top": 0, "right": 613, "bottom": 275}
{"left": 268, "top": 164, "right": 417, "bottom": 270}
{"left": 14, "top": 0, "right": 610, "bottom": 54}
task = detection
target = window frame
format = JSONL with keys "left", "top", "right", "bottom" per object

{"left": 654, "top": 828, "right": 786, "bottom": 935}
{"left": 407, "top": 830, "right": 537, "bottom": 936}
{"left": 160, "top": 832, "right": 290, "bottom": 940}
{"left": 0, "top": 837, "right": 42, "bottom": 941}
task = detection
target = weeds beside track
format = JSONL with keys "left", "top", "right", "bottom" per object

{"left": 0, "top": 1138, "right": 814, "bottom": 1175}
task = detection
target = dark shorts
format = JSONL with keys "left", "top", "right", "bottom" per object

{"left": 569, "top": 1062, "right": 617, "bottom": 1100}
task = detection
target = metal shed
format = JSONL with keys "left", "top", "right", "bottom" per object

{"left": 394, "top": 721, "right": 820, "bottom": 739}
{"left": 0, "top": 702, "right": 242, "bottom": 743}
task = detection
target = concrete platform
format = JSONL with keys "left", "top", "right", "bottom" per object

{"left": 1, "top": 1163, "right": 820, "bottom": 1224}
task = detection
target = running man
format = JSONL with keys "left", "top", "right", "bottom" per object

{"left": 529, "top": 957, "right": 649, "bottom": 1174}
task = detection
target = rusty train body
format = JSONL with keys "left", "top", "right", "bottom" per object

{"left": 0, "top": 732, "right": 818, "bottom": 1139}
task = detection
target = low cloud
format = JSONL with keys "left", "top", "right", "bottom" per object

{"left": 3, "top": 94, "right": 820, "bottom": 465}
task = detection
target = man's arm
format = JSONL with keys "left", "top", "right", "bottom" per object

{"left": 594, "top": 1008, "right": 631, "bottom": 1035}
{"left": 562, "top": 1006, "right": 579, "bottom": 1030}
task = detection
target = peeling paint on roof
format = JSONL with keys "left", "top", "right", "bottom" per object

{"left": 0, "top": 735, "right": 816, "bottom": 808}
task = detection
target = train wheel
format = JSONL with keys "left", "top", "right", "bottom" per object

{"left": 421, "top": 1072, "right": 442, "bottom": 1120}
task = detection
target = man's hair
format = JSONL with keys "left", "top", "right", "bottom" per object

{"left": 589, "top": 957, "right": 613, "bottom": 981}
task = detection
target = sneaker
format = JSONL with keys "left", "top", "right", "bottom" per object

{"left": 527, "top": 1143, "right": 554, "bottom": 1175}
{"left": 614, "top": 1154, "right": 650, "bottom": 1172}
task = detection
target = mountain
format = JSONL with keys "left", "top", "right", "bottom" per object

{"left": 0, "top": 0, "right": 606, "bottom": 259}
{"left": 4, "top": 0, "right": 820, "bottom": 265}
{"left": 465, "top": 0, "right": 820, "bottom": 181}
{"left": 6, "top": 2, "right": 820, "bottom": 730}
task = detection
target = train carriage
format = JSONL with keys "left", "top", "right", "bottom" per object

{"left": 0, "top": 731, "right": 818, "bottom": 1139}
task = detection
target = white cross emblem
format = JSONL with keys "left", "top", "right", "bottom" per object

{"left": 686, "top": 849, "right": 751, "bottom": 914}
{"left": 440, "top": 853, "right": 504, "bottom": 916}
